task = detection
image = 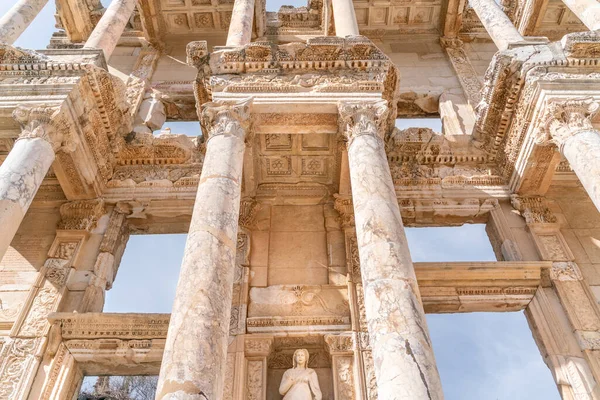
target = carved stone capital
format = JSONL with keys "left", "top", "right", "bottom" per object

{"left": 510, "top": 195, "right": 557, "bottom": 225}
{"left": 537, "top": 98, "right": 600, "bottom": 151}
{"left": 338, "top": 100, "right": 389, "bottom": 144}
{"left": 239, "top": 198, "right": 260, "bottom": 229}
{"left": 200, "top": 98, "right": 252, "bottom": 142}
{"left": 13, "top": 105, "right": 76, "bottom": 153}
{"left": 245, "top": 336, "right": 273, "bottom": 357}
{"left": 325, "top": 334, "right": 354, "bottom": 354}
{"left": 58, "top": 200, "right": 106, "bottom": 231}
{"left": 333, "top": 195, "right": 354, "bottom": 228}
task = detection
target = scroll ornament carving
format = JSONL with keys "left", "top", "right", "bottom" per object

{"left": 13, "top": 105, "right": 76, "bottom": 153}
{"left": 335, "top": 357, "right": 355, "bottom": 399}
{"left": 19, "top": 286, "right": 59, "bottom": 337}
{"left": 200, "top": 98, "right": 252, "bottom": 142}
{"left": 338, "top": 100, "right": 389, "bottom": 144}
{"left": 550, "top": 262, "right": 583, "bottom": 282}
{"left": 246, "top": 360, "right": 263, "bottom": 400}
{"left": 536, "top": 98, "right": 600, "bottom": 151}
{"left": 0, "top": 338, "right": 39, "bottom": 399}
{"left": 44, "top": 259, "right": 71, "bottom": 286}
{"left": 239, "top": 198, "right": 260, "bottom": 229}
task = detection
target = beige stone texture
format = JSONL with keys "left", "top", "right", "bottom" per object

{"left": 3, "top": 0, "right": 600, "bottom": 398}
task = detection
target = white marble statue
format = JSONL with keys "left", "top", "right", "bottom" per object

{"left": 279, "top": 349, "right": 322, "bottom": 400}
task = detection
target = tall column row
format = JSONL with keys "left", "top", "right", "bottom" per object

{"left": 339, "top": 100, "right": 444, "bottom": 399}
{"left": 156, "top": 99, "right": 252, "bottom": 400}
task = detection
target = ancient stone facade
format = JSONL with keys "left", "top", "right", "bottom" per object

{"left": 2, "top": 0, "right": 600, "bottom": 398}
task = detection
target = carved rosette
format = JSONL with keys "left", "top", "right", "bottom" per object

{"left": 13, "top": 105, "right": 76, "bottom": 153}
{"left": 200, "top": 98, "right": 252, "bottom": 143}
{"left": 537, "top": 98, "right": 600, "bottom": 151}
{"left": 338, "top": 100, "right": 389, "bottom": 145}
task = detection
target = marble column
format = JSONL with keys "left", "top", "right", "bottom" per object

{"left": 0, "top": 106, "right": 63, "bottom": 263}
{"left": 331, "top": 0, "right": 359, "bottom": 37}
{"left": 84, "top": 0, "right": 137, "bottom": 60}
{"left": 339, "top": 100, "right": 444, "bottom": 399}
{"left": 561, "top": 0, "right": 600, "bottom": 31}
{"left": 226, "top": 0, "right": 256, "bottom": 47}
{"left": 538, "top": 98, "right": 600, "bottom": 213}
{"left": 0, "top": 0, "right": 48, "bottom": 45}
{"left": 155, "top": 98, "right": 252, "bottom": 400}
{"left": 469, "top": 0, "right": 525, "bottom": 50}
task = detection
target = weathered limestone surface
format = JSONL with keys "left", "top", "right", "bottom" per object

{"left": 84, "top": 0, "right": 137, "bottom": 60}
{"left": 0, "top": 0, "right": 48, "bottom": 45}
{"left": 331, "top": 0, "right": 359, "bottom": 37}
{"left": 339, "top": 100, "right": 444, "bottom": 400}
{"left": 468, "top": 0, "right": 524, "bottom": 50}
{"left": 156, "top": 99, "right": 251, "bottom": 400}
{"left": 561, "top": 0, "right": 600, "bottom": 31}
{"left": 225, "top": 0, "right": 256, "bottom": 47}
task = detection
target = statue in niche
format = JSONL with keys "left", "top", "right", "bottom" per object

{"left": 279, "top": 349, "right": 322, "bottom": 400}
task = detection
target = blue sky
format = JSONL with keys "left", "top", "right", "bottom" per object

{"left": 1, "top": 1, "right": 560, "bottom": 398}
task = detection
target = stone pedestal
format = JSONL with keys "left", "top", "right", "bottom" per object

{"left": 156, "top": 99, "right": 252, "bottom": 400}
{"left": 226, "top": 0, "right": 255, "bottom": 47}
{"left": 0, "top": 0, "right": 48, "bottom": 45}
{"left": 331, "top": 0, "right": 359, "bottom": 37}
{"left": 0, "top": 106, "right": 66, "bottom": 263}
{"left": 537, "top": 98, "right": 600, "bottom": 213}
{"left": 339, "top": 100, "right": 444, "bottom": 399}
{"left": 468, "top": 0, "right": 524, "bottom": 50}
{"left": 561, "top": 0, "right": 600, "bottom": 31}
{"left": 84, "top": 0, "right": 137, "bottom": 60}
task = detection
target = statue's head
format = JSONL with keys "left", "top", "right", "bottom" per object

{"left": 293, "top": 348, "right": 309, "bottom": 368}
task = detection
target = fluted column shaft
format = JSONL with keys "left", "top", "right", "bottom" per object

{"left": 156, "top": 99, "right": 251, "bottom": 400}
{"left": 469, "top": 0, "right": 524, "bottom": 50}
{"left": 538, "top": 98, "right": 600, "bottom": 212}
{"left": 339, "top": 101, "right": 444, "bottom": 400}
{"left": 0, "top": 0, "right": 48, "bottom": 45}
{"left": 561, "top": 0, "right": 600, "bottom": 30}
{"left": 226, "top": 0, "right": 255, "bottom": 47}
{"left": 0, "top": 106, "right": 66, "bottom": 263}
{"left": 84, "top": 0, "right": 137, "bottom": 60}
{"left": 332, "top": 0, "right": 359, "bottom": 37}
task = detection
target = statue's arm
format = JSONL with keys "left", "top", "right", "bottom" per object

{"left": 308, "top": 370, "right": 322, "bottom": 400}
{"left": 279, "top": 370, "right": 294, "bottom": 395}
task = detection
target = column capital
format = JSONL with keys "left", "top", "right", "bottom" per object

{"left": 200, "top": 98, "right": 253, "bottom": 142}
{"left": 13, "top": 105, "right": 76, "bottom": 153}
{"left": 338, "top": 100, "right": 389, "bottom": 144}
{"left": 537, "top": 97, "right": 600, "bottom": 151}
